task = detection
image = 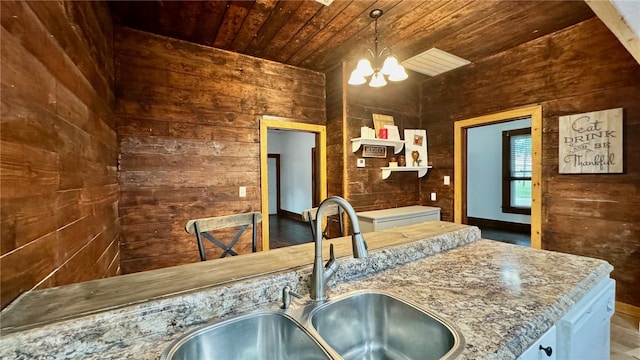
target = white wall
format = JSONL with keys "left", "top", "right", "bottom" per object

{"left": 267, "top": 130, "right": 315, "bottom": 215}
{"left": 467, "top": 118, "right": 531, "bottom": 224}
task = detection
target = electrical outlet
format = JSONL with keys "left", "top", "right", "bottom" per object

{"left": 444, "top": 176, "right": 450, "bottom": 185}
{"left": 430, "top": 192, "right": 437, "bottom": 201}
{"left": 357, "top": 158, "right": 366, "bottom": 168}
{"left": 239, "top": 186, "right": 247, "bottom": 198}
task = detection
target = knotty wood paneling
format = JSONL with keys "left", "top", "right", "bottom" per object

{"left": 0, "top": 1, "right": 118, "bottom": 309}
{"left": 115, "top": 27, "right": 325, "bottom": 274}
{"left": 420, "top": 18, "right": 640, "bottom": 306}
{"left": 324, "top": 64, "right": 347, "bottom": 237}
{"left": 326, "top": 65, "right": 345, "bottom": 200}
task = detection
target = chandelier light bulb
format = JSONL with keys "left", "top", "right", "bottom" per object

{"left": 368, "top": 71, "right": 387, "bottom": 87}
{"left": 380, "top": 55, "right": 400, "bottom": 76}
{"left": 348, "top": 70, "right": 367, "bottom": 85}
{"left": 388, "top": 64, "right": 409, "bottom": 82}
{"left": 354, "top": 58, "right": 374, "bottom": 77}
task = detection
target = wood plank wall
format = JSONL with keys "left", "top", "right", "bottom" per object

{"left": 115, "top": 28, "right": 326, "bottom": 274}
{"left": 326, "top": 65, "right": 345, "bottom": 200}
{"left": 420, "top": 18, "right": 640, "bottom": 307}
{"left": 343, "top": 75, "right": 423, "bottom": 211}
{"left": 0, "top": 1, "right": 119, "bottom": 309}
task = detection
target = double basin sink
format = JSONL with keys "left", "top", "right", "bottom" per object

{"left": 161, "top": 290, "right": 465, "bottom": 360}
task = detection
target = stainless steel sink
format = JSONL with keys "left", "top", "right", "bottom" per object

{"left": 309, "top": 291, "right": 465, "bottom": 360}
{"left": 161, "top": 312, "right": 331, "bottom": 360}
{"left": 162, "top": 290, "right": 464, "bottom": 360}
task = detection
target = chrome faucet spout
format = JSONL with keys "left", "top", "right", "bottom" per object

{"left": 310, "top": 196, "right": 368, "bottom": 301}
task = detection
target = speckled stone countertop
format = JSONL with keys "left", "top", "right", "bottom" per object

{"left": 0, "top": 223, "right": 612, "bottom": 359}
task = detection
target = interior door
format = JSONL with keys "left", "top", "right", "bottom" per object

{"left": 267, "top": 154, "right": 280, "bottom": 214}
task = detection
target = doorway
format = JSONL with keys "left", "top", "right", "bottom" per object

{"left": 454, "top": 105, "right": 542, "bottom": 249}
{"left": 467, "top": 119, "right": 532, "bottom": 246}
{"left": 260, "top": 116, "right": 327, "bottom": 251}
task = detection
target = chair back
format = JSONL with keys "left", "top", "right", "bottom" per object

{"left": 301, "top": 205, "right": 344, "bottom": 240}
{"left": 185, "top": 212, "right": 262, "bottom": 261}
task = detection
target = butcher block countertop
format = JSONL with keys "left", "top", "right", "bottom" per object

{"left": 0, "top": 221, "right": 612, "bottom": 359}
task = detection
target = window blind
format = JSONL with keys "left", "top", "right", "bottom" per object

{"left": 510, "top": 133, "right": 532, "bottom": 179}
{"left": 502, "top": 126, "right": 532, "bottom": 213}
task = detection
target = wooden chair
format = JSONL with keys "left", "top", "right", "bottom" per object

{"left": 185, "top": 212, "right": 262, "bottom": 261}
{"left": 301, "top": 204, "right": 344, "bottom": 240}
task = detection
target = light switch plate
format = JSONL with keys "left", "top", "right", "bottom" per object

{"left": 357, "top": 158, "right": 366, "bottom": 168}
{"left": 444, "top": 175, "right": 450, "bottom": 185}
{"left": 239, "top": 186, "right": 247, "bottom": 197}
{"left": 430, "top": 192, "right": 437, "bottom": 201}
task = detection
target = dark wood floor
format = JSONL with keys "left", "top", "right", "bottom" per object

{"left": 269, "top": 214, "right": 314, "bottom": 250}
{"left": 479, "top": 227, "right": 531, "bottom": 247}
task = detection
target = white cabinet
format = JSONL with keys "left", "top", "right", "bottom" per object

{"left": 519, "top": 277, "right": 615, "bottom": 360}
{"left": 518, "top": 326, "right": 556, "bottom": 360}
{"left": 556, "top": 278, "right": 615, "bottom": 360}
{"left": 356, "top": 206, "right": 441, "bottom": 233}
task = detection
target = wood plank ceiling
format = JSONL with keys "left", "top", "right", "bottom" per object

{"left": 109, "top": 0, "right": 596, "bottom": 74}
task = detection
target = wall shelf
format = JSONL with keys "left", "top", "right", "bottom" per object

{"left": 380, "top": 166, "right": 432, "bottom": 180}
{"left": 351, "top": 138, "right": 405, "bottom": 154}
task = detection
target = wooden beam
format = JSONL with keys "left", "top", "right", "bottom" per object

{"left": 586, "top": 0, "right": 640, "bottom": 65}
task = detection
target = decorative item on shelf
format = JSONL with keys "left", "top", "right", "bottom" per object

{"left": 398, "top": 155, "right": 406, "bottom": 167}
{"left": 378, "top": 128, "right": 388, "bottom": 139}
{"left": 385, "top": 125, "right": 401, "bottom": 140}
{"left": 411, "top": 151, "right": 421, "bottom": 167}
{"left": 404, "top": 129, "right": 428, "bottom": 168}
{"left": 360, "top": 126, "right": 376, "bottom": 139}
{"left": 348, "top": 9, "right": 408, "bottom": 88}
{"left": 372, "top": 114, "right": 395, "bottom": 139}
{"left": 389, "top": 156, "right": 398, "bottom": 168}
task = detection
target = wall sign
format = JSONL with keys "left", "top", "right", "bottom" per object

{"left": 558, "top": 108, "right": 623, "bottom": 174}
{"left": 362, "top": 145, "right": 387, "bottom": 158}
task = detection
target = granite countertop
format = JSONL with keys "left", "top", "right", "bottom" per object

{"left": 0, "top": 222, "right": 612, "bottom": 359}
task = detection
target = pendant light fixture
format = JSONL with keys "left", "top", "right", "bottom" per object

{"left": 348, "top": 9, "right": 408, "bottom": 87}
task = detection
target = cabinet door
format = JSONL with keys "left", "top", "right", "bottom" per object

{"left": 518, "top": 326, "right": 556, "bottom": 360}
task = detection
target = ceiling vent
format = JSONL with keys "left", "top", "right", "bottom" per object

{"left": 401, "top": 48, "right": 470, "bottom": 77}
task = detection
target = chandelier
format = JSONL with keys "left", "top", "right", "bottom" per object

{"left": 348, "top": 9, "right": 408, "bottom": 87}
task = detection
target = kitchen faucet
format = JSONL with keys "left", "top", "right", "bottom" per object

{"left": 310, "top": 196, "right": 368, "bottom": 301}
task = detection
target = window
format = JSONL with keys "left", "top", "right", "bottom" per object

{"left": 502, "top": 127, "right": 531, "bottom": 214}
